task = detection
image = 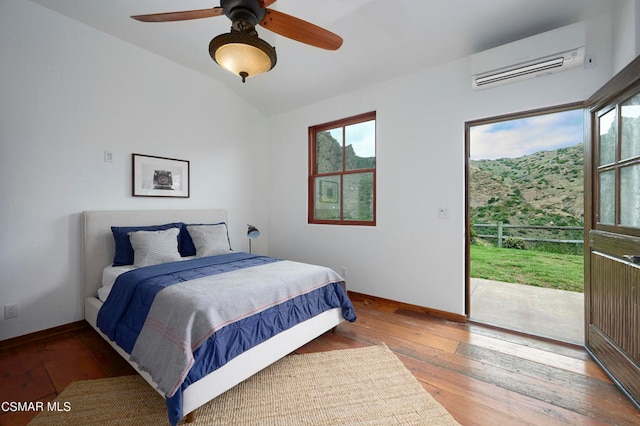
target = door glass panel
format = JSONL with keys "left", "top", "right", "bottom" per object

{"left": 621, "top": 164, "right": 640, "bottom": 227}
{"left": 314, "top": 176, "right": 340, "bottom": 220}
{"left": 599, "top": 109, "right": 617, "bottom": 166}
{"left": 316, "top": 128, "right": 343, "bottom": 173}
{"left": 343, "top": 172, "right": 374, "bottom": 221}
{"left": 621, "top": 94, "right": 640, "bottom": 160}
{"left": 599, "top": 170, "right": 615, "bottom": 224}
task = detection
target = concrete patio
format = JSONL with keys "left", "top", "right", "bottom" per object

{"left": 469, "top": 278, "right": 584, "bottom": 345}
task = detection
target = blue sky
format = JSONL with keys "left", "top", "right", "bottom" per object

{"left": 470, "top": 109, "right": 584, "bottom": 160}
{"left": 328, "top": 119, "right": 376, "bottom": 157}
{"left": 346, "top": 120, "right": 376, "bottom": 157}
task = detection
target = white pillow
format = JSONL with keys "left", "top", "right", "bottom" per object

{"left": 187, "top": 224, "right": 232, "bottom": 257}
{"left": 129, "top": 228, "right": 182, "bottom": 267}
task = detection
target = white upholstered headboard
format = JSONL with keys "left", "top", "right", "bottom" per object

{"left": 82, "top": 209, "right": 228, "bottom": 299}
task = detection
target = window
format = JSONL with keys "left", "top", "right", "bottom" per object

{"left": 595, "top": 92, "right": 640, "bottom": 232}
{"left": 309, "top": 111, "right": 376, "bottom": 225}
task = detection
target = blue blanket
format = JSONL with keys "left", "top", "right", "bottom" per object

{"left": 97, "top": 253, "right": 280, "bottom": 352}
{"left": 97, "top": 253, "right": 356, "bottom": 425}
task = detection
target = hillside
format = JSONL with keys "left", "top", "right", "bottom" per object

{"left": 469, "top": 143, "right": 584, "bottom": 227}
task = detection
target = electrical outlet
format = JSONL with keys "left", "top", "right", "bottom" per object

{"left": 4, "top": 304, "right": 18, "bottom": 319}
{"left": 104, "top": 151, "right": 113, "bottom": 163}
{"left": 341, "top": 267, "right": 347, "bottom": 279}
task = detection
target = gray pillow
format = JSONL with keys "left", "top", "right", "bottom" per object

{"left": 129, "top": 228, "right": 182, "bottom": 267}
{"left": 187, "top": 224, "right": 232, "bottom": 257}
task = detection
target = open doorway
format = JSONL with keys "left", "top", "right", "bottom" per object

{"left": 465, "top": 103, "right": 585, "bottom": 345}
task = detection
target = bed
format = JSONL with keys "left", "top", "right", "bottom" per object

{"left": 82, "top": 209, "right": 356, "bottom": 425}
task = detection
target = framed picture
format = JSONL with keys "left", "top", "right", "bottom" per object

{"left": 318, "top": 180, "right": 339, "bottom": 203}
{"left": 132, "top": 153, "right": 190, "bottom": 198}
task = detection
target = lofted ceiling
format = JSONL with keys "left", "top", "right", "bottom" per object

{"left": 29, "top": 0, "right": 617, "bottom": 116}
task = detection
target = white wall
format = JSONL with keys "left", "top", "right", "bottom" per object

{"left": 0, "top": 1, "right": 269, "bottom": 340}
{"left": 612, "top": 0, "right": 640, "bottom": 73}
{"left": 266, "top": 14, "right": 616, "bottom": 315}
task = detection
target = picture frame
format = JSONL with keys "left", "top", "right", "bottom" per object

{"left": 132, "top": 153, "right": 190, "bottom": 198}
{"left": 318, "top": 180, "right": 339, "bottom": 203}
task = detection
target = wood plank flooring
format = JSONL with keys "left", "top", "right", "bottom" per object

{"left": 1, "top": 292, "right": 639, "bottom": 425}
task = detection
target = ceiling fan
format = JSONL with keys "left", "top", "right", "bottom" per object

{"left": 132, "top": 0, "right": 343, "bottom": 83}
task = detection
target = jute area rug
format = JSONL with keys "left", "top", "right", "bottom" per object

{"left": 30, "top": 343, "right": 459, "bottom": 425}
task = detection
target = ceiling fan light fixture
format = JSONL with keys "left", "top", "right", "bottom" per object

{"left": 209, "top": 26, "right": 277, "bottom": 83}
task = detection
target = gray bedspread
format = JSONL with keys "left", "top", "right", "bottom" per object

{"left": 129, "top": 260, "right": 344, "bottom": 397}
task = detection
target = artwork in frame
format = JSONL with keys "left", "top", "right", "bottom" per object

{"left": 132, "top": 153, "right": 190, "bottom": 198}
{"left": 318, "top": 179, "right": 339, "bottom": 203}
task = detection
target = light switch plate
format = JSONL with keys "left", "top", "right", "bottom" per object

{"left": 438, "top": 208, "right": 449, "bottom": 219}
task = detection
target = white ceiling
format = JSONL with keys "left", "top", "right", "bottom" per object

{"left": 30, "top": 0, "right": 617, "bottom": 116}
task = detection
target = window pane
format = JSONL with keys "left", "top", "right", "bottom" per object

{"left": 316, "top": 129, "right": 343, "bottom": 173}
{"left": 621, "top": 164, "right": 640, "bottom": 227}
{"left": 599, "top": 109, "right": 616, "bottom": 166}
{"left": 599, "top": 170, "right": 615, "bottom": 224}
{"left": 345, "top": 120, "right": 376, "bottom": 171}
{"left": 314, "top": 176, "right": 340, "bottom": 220}
{"left": 343, "top": 173, "right": 374, "bottom": 221}
{"left": 621, "top": 94, "right": 640, "bottom": 160}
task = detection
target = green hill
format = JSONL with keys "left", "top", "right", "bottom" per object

{"left": 469, "top": 143, "right": 584, "bottom": 228}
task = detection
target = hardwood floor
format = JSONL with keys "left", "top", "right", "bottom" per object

{"left": 1, "top": 292, "right": 639, "bottom": 425}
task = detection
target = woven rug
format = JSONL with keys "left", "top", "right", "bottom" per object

{"left": 30, "top": 344, "right": 459, "bottom": 425}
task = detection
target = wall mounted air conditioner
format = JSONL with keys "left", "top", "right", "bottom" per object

{"left": 471, "top": 22, "right": 586, "bottom": 90}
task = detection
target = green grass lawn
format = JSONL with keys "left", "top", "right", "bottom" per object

{"left": 470, "top": 244, "right": 584, "bottom": 292}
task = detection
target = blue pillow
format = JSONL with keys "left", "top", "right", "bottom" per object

{"left": 111, "top": 223, "right": 182, "bottom": 266}
{"left": 179, "top": 222, "right": 231, "bottom": 257}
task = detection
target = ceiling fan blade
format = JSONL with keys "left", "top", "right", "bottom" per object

{"left": 260, "top": 9, "right": 343, "bottom": 50}
{"left": 258, "top": 0, "right": 278, "bottom": 7}
{"left": 131, "top": 7, "right": 224, "bottom": 23}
